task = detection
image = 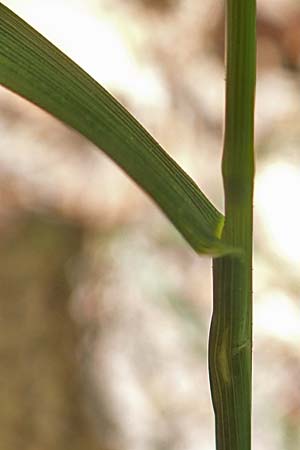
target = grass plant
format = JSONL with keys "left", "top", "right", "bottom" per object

{"left": 0, "top": 2, "right": 256, "bottom": 449}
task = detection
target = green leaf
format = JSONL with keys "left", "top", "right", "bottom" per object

{"left": 0, "top": 3, "right": 232, "bottom": 255}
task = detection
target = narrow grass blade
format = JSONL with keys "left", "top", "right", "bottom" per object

{"left": 0, "top": 3, "right": 233, "bottom": 256}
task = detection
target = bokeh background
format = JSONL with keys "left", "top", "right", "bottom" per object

{"left": 1, "top": 1, "right": 300, "bottom": 449}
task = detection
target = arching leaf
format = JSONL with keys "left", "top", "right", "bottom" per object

{"left": 0, "top": 3, "right": 233, "bottom": 255}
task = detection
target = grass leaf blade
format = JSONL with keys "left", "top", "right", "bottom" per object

{"left": 0, "top": 3, "right": 232, "bottom": 255}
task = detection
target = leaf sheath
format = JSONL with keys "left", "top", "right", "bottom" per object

{"left": 208, "top": 1, "right": 256, "bottom": 449}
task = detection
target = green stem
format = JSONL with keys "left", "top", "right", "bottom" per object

{"left": 208, "top": 2, "right": 256, "bottom": 450}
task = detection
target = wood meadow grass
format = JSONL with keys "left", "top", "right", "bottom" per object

{"left": 0, "top": 2, "right": 256, "bottom": 449}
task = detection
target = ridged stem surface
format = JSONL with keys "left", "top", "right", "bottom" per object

{"left": 208, "top": 1, "right": 256, "bottom": 449}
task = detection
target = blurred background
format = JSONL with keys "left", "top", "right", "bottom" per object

{"left": 1, "top": 0, "right": 300, "bottom": 449}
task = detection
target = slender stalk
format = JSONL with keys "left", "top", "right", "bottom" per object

{"left": 208, "top": 2, "right": 256, "bottom": 450}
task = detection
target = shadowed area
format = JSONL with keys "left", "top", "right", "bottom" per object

{"left": 0, "top": 215, "right": 106, "bottom": 450}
